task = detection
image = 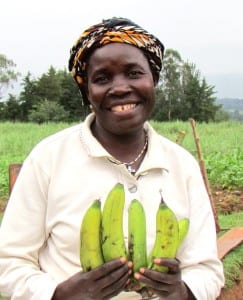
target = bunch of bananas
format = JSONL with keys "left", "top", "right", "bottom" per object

{"left": 80, "top": 183, "right": 189, "bottom": 277}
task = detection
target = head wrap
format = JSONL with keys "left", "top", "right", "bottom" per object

{"left": 68, "top": 17, "right": 164, "bottom": 105}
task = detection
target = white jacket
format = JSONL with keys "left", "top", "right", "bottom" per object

{"left": 0, "top": 113, "right": 224, "bottom": 299}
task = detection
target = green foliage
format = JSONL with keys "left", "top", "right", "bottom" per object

{"left": 0, "top": 94, "right": 20, "bottom": 121}
{"left": 214, "top": 108, "right": 230, "bottom": 122}
{"left": 152, "top": 49, "right": 220, "bottom": 122}
{"left": 151, "top": 120, "right": 243, "bottom": 189}
{"left": 0, "top": 54, "right": 20, "bottom": 99}
{"left": 218, "top": 211, "right": 243, "bottom": 229}
{"left": 205, "top": 148, "right": 243, "bottom": 189}
{"left": 57, "top": 68, "right": 86, "bottom": 121}
{"left": 0, "top": 120, "right": 242, "bottom": 199}
{"left": 28, "top": 99, "right": 69, "bottom": 123}
{"left": 36, "top": 66, "right": 62, "bottom": 103}
{"left": 0, "top": 122, "right": 72, "bottom": 198}
{"left": 0, "top": 67, "right": 87, "bottom": 122}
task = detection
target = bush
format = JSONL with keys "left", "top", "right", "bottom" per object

{"left": 28, "top": 99, "right": 69, "bottom": 123}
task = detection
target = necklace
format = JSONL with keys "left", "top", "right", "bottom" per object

{"left": 124, "top": 133, "right": 148, "bottom": 174}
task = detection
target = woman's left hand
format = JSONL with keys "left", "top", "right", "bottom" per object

{"left": 134, "top": 258, "right": 189, "bottom": 299}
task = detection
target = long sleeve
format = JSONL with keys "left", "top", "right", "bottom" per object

{"left": 0, "top": 158, "right": 58, "bottom": 299}
{"left": 178, "top": 161, "right": 225, "bottom": 300}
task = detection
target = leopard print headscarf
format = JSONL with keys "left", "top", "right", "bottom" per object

{"left": 68, "top": 17, "right": 164, "bottom": 105}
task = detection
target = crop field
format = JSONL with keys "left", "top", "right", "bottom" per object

{"left": 1, "top": 120, "right": 242, "bottom": 199}
{"left": 0, "top": 120, "right": 242, "bottom": 298}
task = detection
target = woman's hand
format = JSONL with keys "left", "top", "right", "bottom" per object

{"left": 52, "top": 257, "right": 132, "bottom": 300}
{"left": 134, "top": 258, "right": 194, "bottom": 299}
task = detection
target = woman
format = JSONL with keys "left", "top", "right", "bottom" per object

{"left": 0, "top": 17, "right": 224, "bottom": 299}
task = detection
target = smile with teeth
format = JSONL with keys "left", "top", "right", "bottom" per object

{"left": 111, "top": 103, "right": 137, "bottom": 112}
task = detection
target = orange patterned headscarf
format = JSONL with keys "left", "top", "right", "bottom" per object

{"left": 68, "top": 17, "right": 164, "bottom": 105}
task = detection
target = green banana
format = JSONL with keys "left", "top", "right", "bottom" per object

{"left": 148, "top": 199, "right": 179, "bottom": 273}
{"left": 80, "top": 199, "right": 104, "bottom": 272}
{"left": 101, "top": 183, "right": 127, "bottom": 262}
{"left": 178, "top": 218, "right": 190, "bottom": 247}
{"left": 128, "top": 199, "right": 147, "bottom": 274}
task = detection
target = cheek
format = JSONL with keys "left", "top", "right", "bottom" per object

{"left": 140, "top": 79, "right": 156, "bottom": 100}
{"left": 87, "top": 85, "right": 103, "bottom": 106}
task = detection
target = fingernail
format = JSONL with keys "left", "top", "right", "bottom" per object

{"left": 139, "top": 268, "right": 145, "bottom": 274}
{"left": 128, "top": 261, "right": 133, "bottom": 268}
{"left": 154, "top": 258, "right": 161, "bottom": 264}
{"left": 134, "top": 272, "right": 140, "bottom": 280}
{"left": 128, "top": 269, "right": 132, "bottom": 275}
{"left": 120, "top": 257, "right": 127, "bottom": 264}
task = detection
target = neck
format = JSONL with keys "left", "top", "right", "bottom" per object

{"left": 91, "top": 121, "right": 147, "bottom": 165}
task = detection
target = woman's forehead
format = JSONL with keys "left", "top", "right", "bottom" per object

{"left": 89, "top": 43, "right": 146, "bottom": 61}
{"left": 87, "top": 43, "right": 150, "bottom": 72}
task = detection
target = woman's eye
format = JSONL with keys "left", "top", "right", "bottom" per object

{"left": 128, "top": 70, "right": 143, "bottom": 78}
{"left": 94, "top": 75, "right": 108, "bottom": 83}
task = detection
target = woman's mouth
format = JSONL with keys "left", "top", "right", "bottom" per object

{"left": 111, "top": 103, "right": 137, "bottom": 112}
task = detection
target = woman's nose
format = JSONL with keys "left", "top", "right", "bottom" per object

{"left": 108, "top": 75, "right": 131, "bottom": 96}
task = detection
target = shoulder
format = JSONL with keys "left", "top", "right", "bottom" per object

{"left": 145, "top": 122, "right": 199, "bottom": 171}
{"left": 34, "top": 123, "right": 82, "bottom": 149}
{"left": 26, "top": 123, "right": 83, "bottom": 164}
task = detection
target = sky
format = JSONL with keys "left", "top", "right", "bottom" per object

{"left": 1, "top": 0, "right": 243, "bottom": 98}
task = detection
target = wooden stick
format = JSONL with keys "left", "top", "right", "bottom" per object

{"left": 189, "top": 119, "right": 220, "bottom": 233}
{"left": 9, "top": 163, "right": 22, "bottom": 195}
{"left": 176, "top": 130, "right": 186, "bottom": 145}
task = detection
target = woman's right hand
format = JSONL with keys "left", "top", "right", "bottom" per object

{"left": 51, "top": 257, "right": 132, "bottom": 300}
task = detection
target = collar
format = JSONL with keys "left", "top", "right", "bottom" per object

{"left": 80, "top": 113, "right": 170, "bottom": 173}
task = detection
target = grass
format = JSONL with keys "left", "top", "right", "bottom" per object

{"left": 0, "top": 121, "right": 74, "bottom": 200}
{"left": 218, "top": 211, "right": 243, "bottom": 289}
{"left": 1, "top": 120, "right": 243, "bottom": 199}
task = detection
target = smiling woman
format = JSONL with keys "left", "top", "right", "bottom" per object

{"left": 0, "top": 17, "right": 224, "bottom": 300}
{"left": 85, "top": 43, "right": 156, "bottom": 163}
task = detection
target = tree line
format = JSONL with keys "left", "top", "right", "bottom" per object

{"left": 0, "top": 50, "right": 228, "bottom": 123}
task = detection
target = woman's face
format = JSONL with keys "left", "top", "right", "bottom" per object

{"left": 86, "top": 43, "right": 156, "bottom": 136}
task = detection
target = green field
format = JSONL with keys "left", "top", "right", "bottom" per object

{"left": 0, "top": 120, "right": 242, "bottom": 298}
{"left": 1, "top": 120, "right": 242, "bottom": 199}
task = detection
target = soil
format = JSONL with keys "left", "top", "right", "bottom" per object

{"left": 211, "top": 187, "right": 243, "bottom": 213}
{"left": 0, "top": 187, "right": 242, "bottom": 299}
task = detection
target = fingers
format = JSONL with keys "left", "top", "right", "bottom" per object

{"left": 91, "top": 257, "right": 130, "bottom": 280}
{"left": 134, "top": 271, "right": 179, "bottom": 298}
{"left": 134, "top": 261, "right": 182, "bottom": 299}
{"left": 153, "top": 257, "right": 180, "bottom": 274}
{"left": 79, "top": 257, "right": 132, "bottom": 299}
{"left": 101, "top": 268, "right": 132, "bottom": 299}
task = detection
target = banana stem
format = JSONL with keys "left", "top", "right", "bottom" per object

{"left": 159, "top": 189, "right": 165, "bottom": 204}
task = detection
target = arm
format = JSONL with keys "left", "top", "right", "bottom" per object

{"left": 0, "top": 158, "right": 58, "bottom": 299}
{"left": 178, "top": 164, "right": 224, "bottom": 299}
